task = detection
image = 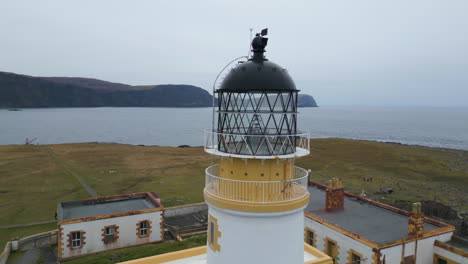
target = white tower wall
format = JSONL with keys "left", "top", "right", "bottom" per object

{"left": 206, "top": 205, "right": 306, "bottom": 264}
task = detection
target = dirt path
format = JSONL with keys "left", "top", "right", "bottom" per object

{"left": 41, "top": 146, "right": 97, "bottom": 197}
{"left": 9, "top": 248, "right": 39, "bottom": 264}
{"left": 8, "top": 247, "right": 57, "bottom": 264}
{"left": 41, "top": 247, "right": 57, "bottom": 264}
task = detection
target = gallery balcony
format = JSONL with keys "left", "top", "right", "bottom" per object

{"left": 204, "top": 164, "right": 309, "bottom": 204}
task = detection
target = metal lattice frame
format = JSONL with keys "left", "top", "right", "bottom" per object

{"left": 216, "top": 91, "right": 298, "bottom": 155}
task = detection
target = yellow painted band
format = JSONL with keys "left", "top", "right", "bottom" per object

{"left": 204, "top": 189, "right": 310, "bottom": 213}
{"left": 118, "top": 246, "right": 206, "bottom": 264}
{"left": 304, "top": 243, "right": 333, "bottom": 264}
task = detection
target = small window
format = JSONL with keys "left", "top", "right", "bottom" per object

{"left": 404, "top": 255, "right": 415, "bottom": 264}
{"left": 136, "top": 220, "right": 151, "bottom": 238}
{"left": 306, "top": 230, "right": 315, "bottom": 246}
{"left": 437, "top": 258, "right": 447, "bottom": 264}
{"left": 351, "top": 253, "right": 361, "bottom": 264}
{"left": 325, "top": 238, "right": 339, "bottom": 264}
{"left": 209, "top": 220, "right": 215, "bottom": 245}
{"left": 102, "top": 225, "right": 118, "bottom": 244}
{"left": 72, "top": 232, "right": 81, "bottom": 248}
{"left": 208, "top": 214, "right": 220, "bottom": 252}
{"left": 67, "top": 231, "right": 85, "bottom": 249}
{"left": 348, "top": 249, "right": 363, "bottom": 264}
{"left": 140, "top": 221, "right": 148, "bottom": 236}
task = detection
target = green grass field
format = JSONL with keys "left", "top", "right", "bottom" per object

{"left": 0, "top": 223, "right": 57, "bottom": 254}
{"left": 296, "top": 139, "right": 468, "bottom": 210}
{"left": 0, "top": 139, "right": 467, "bottom": 250}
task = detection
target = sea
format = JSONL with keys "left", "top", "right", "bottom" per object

{"left": 1, "top": 106, "right": 467, "bottom": 151}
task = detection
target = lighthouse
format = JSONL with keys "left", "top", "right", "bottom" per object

{"left": 204, "top": 30, "right": 311, "bottom": 264}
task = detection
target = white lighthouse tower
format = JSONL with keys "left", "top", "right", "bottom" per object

{"left": 204, "top": 30, "right": 310, "bottom": 264}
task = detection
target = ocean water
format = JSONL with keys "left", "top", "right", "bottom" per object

{"left": 0, "top": 106, "right": 467, "bottom": 150}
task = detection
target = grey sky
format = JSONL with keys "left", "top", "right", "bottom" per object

{"left": 1, "top": 0, "right": 467, "bottom": 106}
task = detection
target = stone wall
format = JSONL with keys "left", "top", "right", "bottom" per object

{"left": 164, "top": 203, "right": 208, "bottom": 218}
{"left": 0, "top": 242, "right": 11, "bottom": 264}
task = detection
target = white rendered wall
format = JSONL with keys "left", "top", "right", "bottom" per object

{"left": 434, "top": 244, "right": 467, "bottom": 264}
{"left": 380, "top": 232, "right": 453, "bottom": 264}
{"left": 207, "top": 205, "right": 306, "bottom": 264}
{"left": 60, "top": 211, "right": 162, "bottom": 259}
{"left": 305, "top": 216, "right": 453, "bottom": 264}
{"left": 304, "top": 217, "right": 374, "bottom": 263}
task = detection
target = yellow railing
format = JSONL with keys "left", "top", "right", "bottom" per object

{"left": 205, "top": 165, "right": 309, "bottom": 203}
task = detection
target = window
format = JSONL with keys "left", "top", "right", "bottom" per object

{"left": 102, "top": 225, "right": 119, "bottom": 244}
{"left": 348, "top": 249, "right": 363, "bottom": 264}
{"left": 67, "top": 231, "right": 85, "bottom": 250}
{"left": 324, "top": 237, "right": 339, "bottom": 264}
{"left": 351, "top": 253, "right": 361, "bottom": 264}
{"left": 136, "top": 220, "right": 151, "bottom": 238}
{"left": 208, "top": 214, "right": 221, "bottom": 252}
{"left": 304, "top": 228, "right": 315, "bottom": 247}
{"left": 72, "top": 232, "right": 81, "bottom": 248}
{"left": 437, "top": 258, "right": 447, "bottom": 264}
{"left": 404, "top": 255, "right": 415, "bottom": 264}
{"left": 209, "top": 220, "right": 215, "bottom": 245}
{"left": 140, "top": 221, "right": 148, "bottom": 236}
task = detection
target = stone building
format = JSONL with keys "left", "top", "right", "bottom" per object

{"left": 57, "top": 192, "right": 164, "bottom": 260}
{"left": 303, "top": 180, "right": 467, "bottom": 264}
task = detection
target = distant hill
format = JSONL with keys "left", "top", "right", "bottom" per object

{"left": 0, "top": 71, "right": 318, "bottom": 108}
{"left": 0, "top": 72, "right": 212, "bottom": 107}
{"left": 42, "top": 77, "right": 133, "bottom": 92}
{"left": 298, "top": 94, "right": 318, "bottom": 107}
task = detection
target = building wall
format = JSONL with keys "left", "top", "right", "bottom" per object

{"left": 434, "top": 245, "right": 467, "bottom": 264}
{"left": 304, "top": 217, "right": 374, "bottom": 263}
{"left": 59, "top": 211, "right": 162, "bottom": 259}
{"left": 380, "top": 232, "right": 452, "bottom": 264}
{"left": 305, "top": 216, "right": 453, "bottom": 264}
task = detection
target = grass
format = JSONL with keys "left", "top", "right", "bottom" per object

{"left": 5, "top": 250, "right": 25, "bottom": 264}
{"left": 296, "top": 138, "right": 468, "bottom": 211}
{"left": 0, "top": 139, "right": 467, "bottom": 250}
{"left": 36, "top": 251, "right": 45, "bottom": 264}
{"left": 0, "top": 143, "right": 209, "bottom": 227}
{"left": 64, "top": 235, "right": 207, "bottom": 264}
{"left": 0, "top": 222, "right": 57, "bottom": 254}
{"left": 47, "top": 143, "right": 209, "bottom": 207}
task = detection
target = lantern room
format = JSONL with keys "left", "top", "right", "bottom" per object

{"left": 208, "top": 33, "right": 308, "bottom": 157}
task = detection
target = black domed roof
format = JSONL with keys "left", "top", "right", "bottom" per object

{"left": 217, "top": 34, "right": 297, "bottom": 93}
{"left": 217, "top": 60, "right": 297, "bottom": 92}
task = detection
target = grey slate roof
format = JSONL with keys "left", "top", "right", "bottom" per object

{"left": 305, "top": 184, "right": 441, "bottom": 245}
{"left": 58, "top": 193, "right": 160, "bottom": 221}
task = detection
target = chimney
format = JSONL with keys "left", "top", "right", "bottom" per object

{"left": 326, "top": 178, "right": 344, "bottom": 210}
{"left": 408, "top": 202, "right": 424, "bottom": 237}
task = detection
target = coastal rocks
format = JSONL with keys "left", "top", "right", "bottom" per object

{"left": 378, "top": 187, "right": 394, "bottom": 194}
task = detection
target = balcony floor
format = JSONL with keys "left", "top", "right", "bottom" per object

{"left": 205, "top": 147, "right": 309, "bottom": 159}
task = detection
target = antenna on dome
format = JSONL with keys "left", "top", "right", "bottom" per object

{"left": 248, "top": 28, "right": 253, "bottom": 59}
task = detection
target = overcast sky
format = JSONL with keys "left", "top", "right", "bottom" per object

{"left": 1, "top": 0, "right": 467, "bottom": 106}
